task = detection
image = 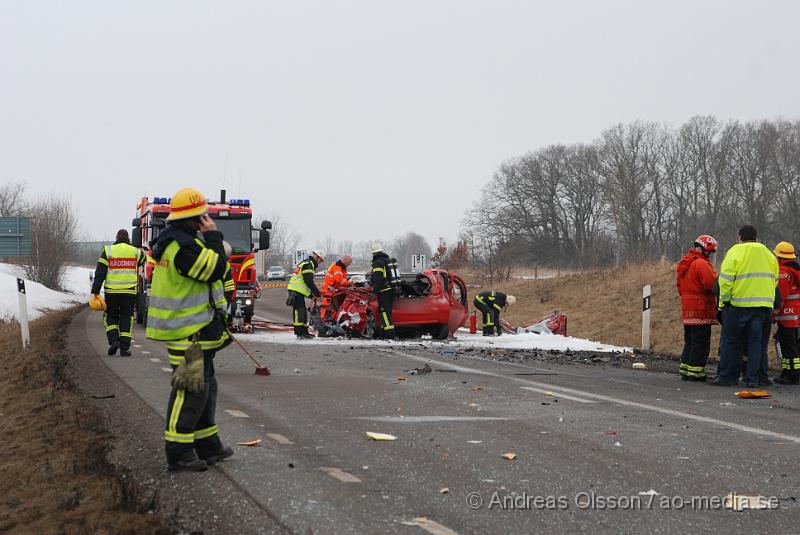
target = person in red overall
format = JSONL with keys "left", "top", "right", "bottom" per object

{"left": 773, "top": 241, "right": 800, "bottom": 385}
{"left": 676, "top": 235, "right": 718, "bottom": 381}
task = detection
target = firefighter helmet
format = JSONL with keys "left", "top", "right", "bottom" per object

{"left": 312, "top": 249, "right": 326, "bottom": 261}
{"left": 694, "top": 235, "right": 718, "bottom": 253}
{"left": 371, "top": 243, "right": 384, "bottom": 254}
{"left": 774, "top": 241, "right": 796, "bottom": 259}
{"left": 166, "top": 188, "right": 208, "bottom": 221}
{"left": 89, "top": 294, "right": 106, "bottom": 311}
{"left": 506, "top": 295, "right": 517, "bottom": 307}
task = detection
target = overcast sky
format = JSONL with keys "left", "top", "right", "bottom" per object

{"left": 2, "top": 0, "right": 799, "bottom": 252}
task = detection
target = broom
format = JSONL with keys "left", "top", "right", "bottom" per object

{"left": 228, "top": 329, "right": 271, "bottom": 376}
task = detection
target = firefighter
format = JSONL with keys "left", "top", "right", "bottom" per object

{"left": 91, "top": 229, "right": 144, "bottom": 357}
{"left": 713, "top": 225, "right": 779, "bottom": 387}
{"left": 370, "top": 243, "right": 399, "bottom": 339}
{"left": 676, "top": 235, "right": 718, "bottom": 381}
{"left": 773, "top": 242, "right": 800, "bottom": 385}
{"left": 146, "top": 187, "right": 233, "bottom": 472}
{"left": 473, "top": 291, "right": 517, "bottom": 336}
{"left": 320, "top": 254, "right": 352, "bottom": 322}
{"left": 287, "top": 250, "right": 325, "bottom": 339}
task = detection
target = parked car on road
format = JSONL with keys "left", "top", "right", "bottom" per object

{"left": 267, "top": 266, "right": 286, "bottom": 281}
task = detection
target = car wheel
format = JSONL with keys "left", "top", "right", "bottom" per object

{"left": 432, "top": 324, "right": 449, "bottom": 340}
{"left": 364, "top": 310, "right": 377, "bottom": 339}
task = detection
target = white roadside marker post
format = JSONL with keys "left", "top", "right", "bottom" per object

{"left": 17, "top": 278, "right": 30, "bottom": 351}
{"left": 641, "top": 284, "right": 651, "bottom": 352}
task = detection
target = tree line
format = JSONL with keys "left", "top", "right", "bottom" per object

{"left": 463, "top": 116, "right": 800, "bottom": 278}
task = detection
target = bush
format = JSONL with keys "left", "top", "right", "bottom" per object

{"left": 22, "top": 196, "right": 77, "bottom": 291}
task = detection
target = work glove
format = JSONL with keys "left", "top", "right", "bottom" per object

{"left": 716, "top": 308, "right": 724, "bottom": 325}
{"left": 171, "top": 340, "right": 205, "bottom": 394}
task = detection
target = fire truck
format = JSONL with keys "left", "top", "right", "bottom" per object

{"left": 131, "top": 189, "right": 271, "bottom": 331}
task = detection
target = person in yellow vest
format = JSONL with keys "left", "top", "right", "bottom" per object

{"left": 91, "top": 229, "right": 144, "bottom": 356}
{"left": 146, "top": 187, "right": 233, "bottom": 472}
{"left": 287, "top": 250, "right": 325, "bottom": 339}
{"left": 713, "top": 225, "right": 779, "bottom": 387}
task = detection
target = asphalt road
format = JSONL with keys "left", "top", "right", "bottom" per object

{"left": 78, "top": 286, "right": 800, "bottom": 534}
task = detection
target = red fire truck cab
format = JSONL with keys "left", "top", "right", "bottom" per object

{"left": 131, "top": 190, "right": 271, "bottom": 328}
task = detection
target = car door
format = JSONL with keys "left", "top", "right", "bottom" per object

{"left": 447, "top": 274, "right": 468, "bottom": 333}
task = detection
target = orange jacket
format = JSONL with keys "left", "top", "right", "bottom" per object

{"left": 676, "top": 249, "right": 718, "bottom": 325}
{"left": 321, "top": 261, "right": 350, "bottom": 296}
{"left": 775, "top": 259, "right": 800, "bottom": 328}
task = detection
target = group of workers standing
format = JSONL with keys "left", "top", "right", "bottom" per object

{"left": 677, "top": 224, "right": 799, "bottom": 387}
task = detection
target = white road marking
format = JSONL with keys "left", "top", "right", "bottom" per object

{"left": 319, "top": 467, "right": 362, "bottom": 483}
{"left": 160, "top": 367, "right": 172, "bottom": 372}
{"left": 384, "top": 349, "right": 800, "bottom": 445}
{"left": 141, "top": 350, "right": 151, "bottom": 355}
{"left": 266, "top": 433, "right": 293, "bottom": 444}
{"left": 407, "top": 517, "right": 460, "bottom": 535}
{"left": 225, "top": 409, "right": 250, "bottom": 418}
{"left": 351, "top": 416, "right": 510, "bottom": 423}
{"left": 520, "top": 386, "right": 597, "bottom": 404}
{"left": 133, "top": 344, "right": 142, "bottom": 348}
{"left": 149, "top": 358, "right": 161, "bottom": 363}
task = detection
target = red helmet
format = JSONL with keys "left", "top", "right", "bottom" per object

{"left": 694, "top": 234, "right": 717, "bottom": 253}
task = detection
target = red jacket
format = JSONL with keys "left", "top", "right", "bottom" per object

{"left": 774, "top": 259, "right": 800, "bottom": 328}
{"left": 676, "top": 250, "right": 718, "bottom": 325}
{"left": 321, "top": 261, "right": 350, "bottom": 296}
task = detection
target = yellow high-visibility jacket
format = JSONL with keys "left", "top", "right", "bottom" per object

{"left": 718, "top": 242, "right": 778, "bottom": 308}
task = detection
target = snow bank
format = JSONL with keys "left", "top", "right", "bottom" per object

{"left": 0, "top": 263, "right": 93, "bottom": 321}
{"left": 244, "top": 327, "right": 629, "bottom": 353}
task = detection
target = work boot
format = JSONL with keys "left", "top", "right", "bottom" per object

{"left": 775, "top": 375, "right": 800, "bottom": 385}
{"left": 199, "top": 445, "right": 234, "bottom": 465}
{"left": 167, "top": 457, "right": 208, "bottom": 472}
{"left": 482, "top": 326, "right": 493, "bottom": 337}
{"left": 119, "top": 348, "right": 132, "bottom": 357}
{"left": 107, "top": 343, "right": 119, "bottom": 356}
{"left": 297, "top": 332, "right": 314, "bottom": 340}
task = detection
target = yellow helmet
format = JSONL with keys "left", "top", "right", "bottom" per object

{"left": 89, "top": 294, "right": 106, "bottom": 311}
{"left": 774, "top": 241, "right": 796, "bottom": 259}
{"left": 166, "top": 188, "right": 208, "bottom": 221}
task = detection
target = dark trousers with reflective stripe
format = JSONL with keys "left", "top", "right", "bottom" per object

{"left": 104, "top": 292, "right": 136, "bottom": 350}
{"left": 165, "top": 351, "right": 223, "bottom": 463}
{"left": 473, "top": 300, "right": 500, "bottom": 329}
{"left": 290, "top": 291, "right": 309, "bottom": 335}
{"left": 377, "top": 291, "right": 395, "bottom": 336}
{"left": 679, "top": 325, "right": 711, "bottom": 379}
{"left": 718, "top": 306, "right": 771, "bottom": 385}
{"left": 776, "top": 325, "right": 800, "bottom": 379}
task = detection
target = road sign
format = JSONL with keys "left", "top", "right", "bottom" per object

{"left": 294, "top": 250, "right": 308, "bottom": 265}
{"left": 0, "top": 217, "right": 30, "bottom": 257}
{"left": 641, "top": 285, "right": 651, "bottom": 352}
{"left": 411, "top": 254, "right": 427, "bottom": 273}
{"left": 17, "top": 278, "right": 30, "bottom": 351}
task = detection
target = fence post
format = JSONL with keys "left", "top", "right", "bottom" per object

{"left": 17, "top": 278, "right": 30, "bottom": 351}
{"left": 641, "top": 284, "right": 651, "bottom": 352}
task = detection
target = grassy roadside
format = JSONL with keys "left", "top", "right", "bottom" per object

{"left": 0, "top": 307, "right": 170, "bottom": 534}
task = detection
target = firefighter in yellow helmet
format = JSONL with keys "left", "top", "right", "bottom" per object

{"left": 91, "top": 229, "right": 145, "bottom": 356}
{"left": 146, "top": 187, "right": 233, "bottom": 472}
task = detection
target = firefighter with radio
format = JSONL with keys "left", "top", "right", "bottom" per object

{"left": 473, "top": 291, "right": 516, "bottom": 336}
{"left": 91, "top": 229, "right": 145, "bottom": 356}
{"left": 287, "top": 250, "right": 325, "bottom": 339}
{"left": 320, "top": 255, "right": 352, "bottom": 322}
{"left": 773, "top": 241, "right": 800, "bottom": 385}
{"left": 370, "top": 243, "right": 400, "bottom": 339}
{"left": 146, "top": 187, "right": 234, "bottom": 472}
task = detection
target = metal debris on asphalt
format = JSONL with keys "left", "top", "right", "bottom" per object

{"left": 366, "top": 432, "right": 397, "bottom": 441}
{"left": 502, "top": 453, "right": 517, "bottom": 460}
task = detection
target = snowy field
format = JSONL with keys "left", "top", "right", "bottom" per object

{"left": 244, "top": 327, "right": 629, "bottom": 353}
{"left": 0, "top": 263, "right": 93, "bottom": 321}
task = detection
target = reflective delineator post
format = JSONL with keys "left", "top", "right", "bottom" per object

{"left": 17, "top": 278, "right": 30, "bottom": 351}
{"left": 641, "top": 284, "right": 651, "bottom": 352}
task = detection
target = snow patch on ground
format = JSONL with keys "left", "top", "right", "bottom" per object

{"left": 0, "top": 263, "right": 93, "bottom": 321}
{"left": 244, "top": 327, "right": 629, "bottom": 353}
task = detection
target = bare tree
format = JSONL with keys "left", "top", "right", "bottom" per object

{"left": 260, "top": 214, "right": 301, "bottom": 268}
{"left": 22, "top": 195, "right": 78, "bottom": 290}
{"left": 0, "top": 182, "right": 27, "bottom": 216}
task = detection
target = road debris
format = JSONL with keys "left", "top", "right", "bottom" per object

{"left": 467, "top": 440, "right": 482, "bottom": 444}
{"left": 735, "top": 391, "right": 770, "bottom": 398}
{"left": 439, "top": 487, "right": 450, "bottom": 494}
{"left": 397, "top": 376, "right": 407, "bottom": 381}
{"left": 90, "top": 394, "right": 115, "bottom": 399}
{"left": 411, "top": 364, "right": 432, "bottom": 375}
{"left": 724, "top": 493, "right": 778, "bottom": 511}
{"left": 632, "top": 362, "right": 647, "bottom": 370}
{"left": 237, "top": 439, "right": 262, "bottom": 447}
{"left": 293, "top": 368, "right": 302, "bottom": 374}
{"left": 366, "top": 432, "right": 397, "bottom": 441}
{"left": 471, "top": 387, "right": 483, "bottom": 391}
{"left": 501, "top": 452, "right": 517, "bottom": 460}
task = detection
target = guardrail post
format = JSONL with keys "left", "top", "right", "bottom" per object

{"left": 17, "top": 278, "right": 30, "bottom": 351}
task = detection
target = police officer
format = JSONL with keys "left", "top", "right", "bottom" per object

{"left": 370, "top": 243, "right": 398, "bottom": 339}
{"left": 146, "top": 187, "right": 233, "bottom": 472}
{"left": 91, "top": 229, "right": 144, "bottom": 356}
{"left": 473, "top": 291, "right": 516, "bottom": 336}
{"left": 287, "top": 250, "right": 325, "bottom": 339}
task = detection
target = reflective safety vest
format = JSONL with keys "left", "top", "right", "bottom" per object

{"left": 288, "top": 258, "right": 316, "bottom": 297}
{"left": 99, "top": 242, "right": 141, "bottom": 294}
{"left": 775, "top": 261, "right": 800, "bottom": 328}
{"left": 146, "top": 238, "right": 227, "bottom": 341}
{"left": 718, "top": 242, "right": 778, "bottom": 309}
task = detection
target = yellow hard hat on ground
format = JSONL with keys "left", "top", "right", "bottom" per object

{"left": 774, "top": 241, "right": 796, "bottom": 259}
{"left": 166, "top": 188, "right": 208, "bottom": 221}
{"left": 89, "top": 294, "right": 106, "bottom": 311}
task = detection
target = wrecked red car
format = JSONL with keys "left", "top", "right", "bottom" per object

{"left": 322, "top": 269, "right": 468, "bottom": 339}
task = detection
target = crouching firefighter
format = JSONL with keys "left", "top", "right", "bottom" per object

{"left": 146, "top": 187, "right": 234, "bottom": 472}
{"left": 287, "top": 250, "right": 325, "bottom": 339}
{"left": 473, "top": 291, "right": 516, "bottom": 336}
{"left": 371, "top": 243, "right": 400, "bottom": 339}
{"left": 773, "top": 242, "right": 800, "bottom": 385}
{"left": 91, "top": 229, "right": 144, "bottom": 356}
{"left": 320, "top": 255, "right": 352, "bottom": 322}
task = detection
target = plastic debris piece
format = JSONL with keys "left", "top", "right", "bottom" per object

{"left": 632, "top": 362, "right": 647, "bottom": 370}
{"left": 735, "top": 390, "right": 770, "bottom": 398}
{"left": 366, "top": 432, "right": 397, "bottom": 441}
{"left": 502, "top": 452, "right": 517, "bottom": 460}
{"left": 439, "top": 487, "right": 450, "bottom": 494}
{"left": 638, "top": 489, "right": 660, "bottom": 496}
{"left": 724, "top": 493, "right": 777, "bottom": 511}
{"left": 677, "top": 456, "right": 689, "bottom": 460}
{"left": 237, "top": 439, "right": 262, "bottom": 447}
{"left": 362, "top": 465, "right": 369, "bottom": 470}
{"left": 614, "top": 441, "right": 622, "bottom": 447}
{"left": 293, "top": 368, "right": 302, "bottom": 374}
{"left": 397, "top": 376, "right": 407, "bottom": 381}
{"left": 467, "top": 440, "right": 482, "bottom": 444}
{"left": 471, "top": 387, "right": 483, "bottom": 391}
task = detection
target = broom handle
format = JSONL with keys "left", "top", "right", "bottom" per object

{"left": 229, "top": 330, "right": 266, "bottom": 368}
